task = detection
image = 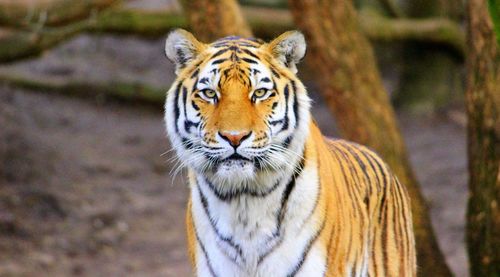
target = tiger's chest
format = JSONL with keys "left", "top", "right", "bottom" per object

{"left": 190, "top": 166, "right": 325, "bottom": 277}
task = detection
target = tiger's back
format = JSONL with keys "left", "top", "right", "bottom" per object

{"left": 316, "top": 130, "right": 416, "bottom": 276}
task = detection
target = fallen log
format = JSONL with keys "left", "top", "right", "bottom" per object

{"left": 0, "top": 74, "right": 165, "bottom": 105}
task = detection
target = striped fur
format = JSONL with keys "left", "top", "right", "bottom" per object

{"left": 164, "top": 29, "right": 416, "bottom": 277}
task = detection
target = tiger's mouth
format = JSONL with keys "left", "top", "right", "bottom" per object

{"left": 208, "top": 152, "right": 257, "bottom": 175}
{"left": 223, "top": 153, "right": 251, "bottom": 162}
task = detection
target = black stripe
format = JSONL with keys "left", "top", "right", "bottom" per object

{"left": 199, "top": 77, "right": 209, "bottom": 85}
{"left": 192, "top": 101, "right": 200, "bottom": 111}
{"left": 389, "top": 180, "right": 403, "bottom": 273}
{"left": 184, "top": 120, "right": 199, "bottom": 133}
{"left": 331, "top": 146, "right": 365, "bottom": 271}
{"left": 381, "top": 189, "right": 390, "bottom": 275}
{"left": 343, "top": 145, "right": 372, "bottom": 193}
{"left": 203, "top": 169, "right": 292, "bottom": 202}
{"left": 298, "top": 170, "right": 322, "bottom": 231}
{"left": 211, "top": 48, "right": 229, "bottom": 58}
{"left": 282, "top": 135, "right": 293, "bottom": 148}
{"left": 181, "top": 137, "right": 195, "bottom": 150}
{"left": 172, "top": 83, "right": 182, "bottom": 133}
{"left": 230, "top": 51, "right": 240, "bottom": 61}
{"left": 242, "top": 48, "right": 259, "bottom": 59}
{"left": 241, "top": 58, "right": 258, "bottom": 64}
{"left": 176, "top": 48, "right": 187, "bottom": 66}
{"left": 277, "top": 157, "right": 305, "bottom": 229}
{"left": 269, "top": 119, "right": 284, "bottom": 126}
{"left": 393, "top": 177, "right": 411, "bottom": 268}
{"left": 181, "top": 86, "right": 197, "bottom": 135}
{"left": 271, "top": 68, "right": 280, "bottom": 78}
{"left": 194, "top": 228, "right": 218, "bottom": 277}
{"left": 282, "top": 84, "right": 290, "bottom": 131}
{"left": 212, "top": 58, "right": 227, "bottom": 65}
{"left": 291, "top": 80, "right": 299, "bottom": 128}
{"left": 182, "top": 86, "right": 188, "bottom": 116}
{"left": 373, "top": 159, "right": 389, "bottom": 222}
{"left": 258, "top": 156, "right": 305, "bottom": 264}
{"left": 197, "top": 185, "right": 245, "bottom": 264}
{"left": 358, "top": 149, "right": 380, "bottom": 193}
{"left": 229, "top": 45, "right": 240, "bottom": 52}
{"left": 329, "top": 146, "right": 358, "bottom": 213}
{"left": 204, "top": 145, "right": 224, "bottom": 151}
{"left": 190, "top": 68, "right": 200, "bottom": 79}
{"left": 287, "top": 217, "right": 326, "bottom": 277}
{"left": 261, "top": 77, "right": 271, "bottom": 83}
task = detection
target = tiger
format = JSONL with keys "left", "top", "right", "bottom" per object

{"left": 163, "top": 29, "right": 416, "bottom": 277}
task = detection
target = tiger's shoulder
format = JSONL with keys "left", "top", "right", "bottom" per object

{"left": 321, "top": 136, "right": 407, "bottom": 199}
{"left": 323, "top": 137, "right": 389, "bottom": 172}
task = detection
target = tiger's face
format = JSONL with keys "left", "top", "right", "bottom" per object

{"left": 164, "top": 30, "right": 310, "bottom": 189}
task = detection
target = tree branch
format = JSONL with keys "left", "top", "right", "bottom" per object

{"left": 359, "top": 9, "right": 465, "bottom": 57}
{"left": 378, "top": 0, "right": 405, "bottom": 18}
{"left": 0, "top": 23, "right": 87, "bottom": 63}
{"left": 0, "top": 74, "right": 165, "bottom": 105}
{"left": 0, "top": 0, "right": 121, "bottom": 28}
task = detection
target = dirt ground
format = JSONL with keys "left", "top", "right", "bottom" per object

{"left": 0, "top": 34, "right": 468, "bottom": 276}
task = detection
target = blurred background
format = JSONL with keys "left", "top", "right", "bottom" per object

{"left": 0, "top": 0, "right": 498, "bottom": 276}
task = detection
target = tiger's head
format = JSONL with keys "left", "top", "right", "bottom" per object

{"left": 164, "top": 29, "right": 311, "bottom": 192}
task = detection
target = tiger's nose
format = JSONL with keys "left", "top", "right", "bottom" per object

{"left": 218, "top": 130, "right": 252, "bottom": 148}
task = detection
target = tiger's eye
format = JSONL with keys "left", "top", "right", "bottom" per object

{"left": 202, "top": 89, "right": 217, "bottom": 98}
{"left": 254, "top": 89, "right": 267, "bottom": 98}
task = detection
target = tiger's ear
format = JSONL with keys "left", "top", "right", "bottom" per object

{"left": 165, "top": 29, "right": 205, "bottom": 74}
{"left": 267, "top": 31, "right": 306, "bottom": 74}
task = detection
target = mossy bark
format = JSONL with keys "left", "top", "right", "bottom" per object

{"left": 466, "top": 0, "right": 500, "bottom": 276}
{"left": 0, "top": 0, "right": 120, "bottom": 27}
{"left": 288, "top": 0, "right": 452, "bottom": 276}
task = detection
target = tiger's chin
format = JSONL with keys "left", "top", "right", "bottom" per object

{"left": 212, "top": 159, "right": 256, "bottom": 183}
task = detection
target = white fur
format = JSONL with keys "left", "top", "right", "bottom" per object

{"left": 271, "top": 31, "right": 306, "bottom": 74}
{"left": 165, "top": 29, "right": 200, "bottom": 74}
{"left": 191, "top": 158, "right": 325, "bottom": 277}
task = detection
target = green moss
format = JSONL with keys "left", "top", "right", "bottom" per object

{"left": 488, "top": 0, "right": 500, "bottom": 46}
{"left": 93, "top": 9, "right": 187, "bottom": 36}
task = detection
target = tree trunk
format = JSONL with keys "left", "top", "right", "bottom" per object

{"left": 465, "top": 0, "right": 500, "bottom": 276}
{"left": 288, "top": 0, "right": 452, "bottom": 276}
{"left": 178, "top": 0, "right": 253, "bottom": 42}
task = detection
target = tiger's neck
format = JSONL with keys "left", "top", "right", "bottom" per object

{"left": 188, "top": 122, "right": 324, "bottom": 273}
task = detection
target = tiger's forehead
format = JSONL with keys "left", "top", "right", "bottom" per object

{"left": 194, "top": 38, "right": 274, "bottom": 90}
